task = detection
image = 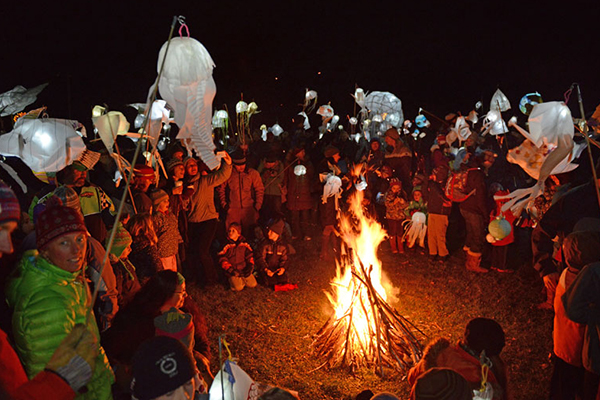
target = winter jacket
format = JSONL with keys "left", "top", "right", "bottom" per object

{"left": 187, "top": 161, "right": 232, "bottom": 223}
{"left": 532, "top": 181, "right": 600, "bottom": 278}
{"left": 284, "top": 158, "right": 314, "bottom": 211}
{"left": 425, "top": 181, "right": 451, "bottom": 216}
{"left": 0, "top": 328, "right": 75, "bottom": 400}
{"left": 77, "top": 185, "right": 116, "bottom": 243}
{"left": 152, "top": 211, "right": 182, "bottom": 258}
{"left": 218, "top": 236, "right": 254, "bottom": 278}
{"left": 112, "top": 259, "right": 141, "bottom": 308}
{"left": 489, "top": 190, "right": 515, "bottom": 247}
{"left": 256, "top": 238, "right": 289, "bottom": 286}
{"left": 384, "top": 191, "right": 408, "bottom": 221}
{"left": 258, "top": 160, "right": 284, "bottom": 196}
{"left": 408, "top": 338, "right": 506, "bottom": 400}
{"left": 459, "top": 167, "right": 487, "bottom": 217}
{"left": 563, "top": 261, "right": 600, "bottom": 374}
{"left": 6, "top": 251, "right": 114, "bottom": 400}
{"left": 554, "top": 267, "right": 585, "bottom": 367}
{"left": 219, "top": 166, "right": 264, "bottom": 210}
{"left": 405, "top": 199, "right": 427, "bottom": 219}
{"left": 129, "top": 237, "right": 163, "bottom": 282}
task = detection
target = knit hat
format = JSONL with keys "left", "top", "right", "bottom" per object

{"left": 131, "top": 336, "right": 196, "bottom": 400}
{"left": 267, "top": 218, "right": 285, "bottom": 236}
{"left": 384, "top": 128, "right": 400, "bottom": 141}
{"left": 228, "top": 222, "right": 242, "bottom": 235}
{"left": 389, "top": 178, "right": 402, "bottom": 189}
{"left": 463, "top": 317, "right": 505, "bottom": 357}
{"left": 323, "top": 145, "right": 339, "bottom": 158}
{"left": 0, "top": 181, "right": 20, "bottom": 224}
{"left": 134, "top": 164, "right": 155, "bottom": 179}
{"left": 107, "top": 223, "right": 133, "bottom": 258}
{"left": 154, "top": 307, "right": 194, "bottom": 350}
{"left": 412, "top": 186, "right": 422, "bottom": 194}
{"left": 183, "top": 156, "right": 197, "bottom": 167}
{"left": 51, "top": 185, "right": 81, "bottom": 213}
{"left": 232, "top": 150, "right": 247, "bottom": 165}
{"left": 149, "top": 190, "right": 169, "bottom": 208}
{"left": 36, "top": 197, "right": 88, "bottom": 250}
{"left": 410, "top": 368, "right": 472, "bottom": 400}
{"left": 166, "top": 158, "right": 184, "bottom": 173}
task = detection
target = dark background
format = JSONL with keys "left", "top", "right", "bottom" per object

{"left": 2, "top": 1, "right": 599, "bottom": 130}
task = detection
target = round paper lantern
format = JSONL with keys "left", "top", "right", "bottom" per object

{"left": 293, "top": 165, "right": 306, "bottom": 176}
{"left": 412, "top": 211, "right": 426, "bottom": 225}
{"left": 488, "top": 217, "right": 512, "bottom": 240}
{"left": 519, "top": 92, "right": 543, "bottom": 116}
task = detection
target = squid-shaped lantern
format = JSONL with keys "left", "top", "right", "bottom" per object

{"left": 153, "top": 37, "right": 219, "bottom": 170}
{"left": 402, "top": 212, "right": 427, "bottom": 249}
{"left": 0, "top": 117, "right": 87, "bottom": 180}
{"left": 497, "top": 102, "right": 579, "bottom": 215}
{"left": 304, "top": 89, "right": 318, "bottom": 113}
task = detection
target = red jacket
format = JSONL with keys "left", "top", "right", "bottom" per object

{"left": 553, "top": 268, "right": 585, "bottom": 366}
{"left": 0, "top": 329, "right": 74, "bottom": 400}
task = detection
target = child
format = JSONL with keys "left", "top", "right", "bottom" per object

{"left": 405, "top": 186, "right": 428, "bottom": 218}
{"left": 126, "top": 213, "right": 163, "bottom": 283}
{"left": 150, "top": 189, "right": 183, "bottom": 272}
{"left": 257, "top": 219, "right": 293, "bottom": 290}
{"left": 108, "top": 223, "right": 141, "bottom": 308}
{"left": 488, "top": 184, "right": 515, "bottom": 273}
{"left": 384, "top": 178, "right": 408, "bottom": 254}
{"left": 425, "top": 166, "right": 451, "bottom": 262}
{"left": 404, "top": 186, "right": 428, "bottom": 251}
{"left": 218, "top": 222, "right": 258, "bottom": 291}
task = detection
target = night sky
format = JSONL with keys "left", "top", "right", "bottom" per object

{"left": 2, "top": 1, "right": 599, "bottom": 130}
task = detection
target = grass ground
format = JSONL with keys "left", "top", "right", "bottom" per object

{"left": 189, "top": 227, "right": 553, "bottom": 399}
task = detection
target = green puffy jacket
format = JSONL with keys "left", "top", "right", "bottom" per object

{"left": 6, "top": 250, "right": 114, "bottom": 399}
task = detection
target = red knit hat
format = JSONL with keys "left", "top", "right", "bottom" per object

{"left": 0, "top": 181, "right": 20, "bottom": 225}
{"left": 134, "top": 164, "right": 155, "bottom": 179}
{"left": 36, "top": 197, "right": 88, "bottom": 249}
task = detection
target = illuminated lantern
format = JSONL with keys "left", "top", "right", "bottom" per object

{"left": 415, "top": 114, "right": 430, "bottom": 128}
{"left": 349, "top": 117, "right": 358, "bottom": 125}
{"left": 270, "top": 123, "right": 283, "bottom": 136}
{"left": 490, "top": 89, "right": 511, "bottom": 112}
{"left": 372, "top": 114, "right": 383, "bottom": 123}
{"left": 488, "top": 217, "right": 512, "bottom": 241}
{"left": 305, "top": 90, "right": 317, "bottom": 100}
{"left": 317, "top": 105, "right": 334, "bottom": 118}
{"left": 235, "top": 101, "right": 248, "bottom": 114}
{"left": 519, "top": 92, "right": 543, "bottom": 116}
{"left": 294, "top": 165, "right": 307, "bottom": 176}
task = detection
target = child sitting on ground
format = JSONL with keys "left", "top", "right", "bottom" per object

{"left": 256, "top": 219, "right": 296, "bottom": 291}
{"left": 218, "top": 222, "right": 258, "bottom": 291}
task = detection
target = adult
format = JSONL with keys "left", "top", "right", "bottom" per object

{"left": 186, "top": 154, "right": 232, "bottom": 285}
{"left": 6, "top": 197, "right": 114, "bottom": 399}
{"left": 218, "top": 150, "right": 264, "bottom": 238}
{"left": 258, "top": 154, "right": 284, "bottom": 223}
{"left": 57, "top": 161, "right": 116, "bottom": 244}
{"left": 383, "top": 128, "right": 413, "bottom": 193}
{"left": 284, "top": 146, "right": 315, "bottom": 240}
{"left": 131, "top": 164, "right": 156, "bottom": 214}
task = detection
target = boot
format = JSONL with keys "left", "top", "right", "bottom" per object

{"left": 396, "top": 236, "right": 404, "bottom": 254}
{"left": 466, "top": 252, "right": 488, "bottom": 273}
{"left": 389, "top": 236, "right": 398, "bottom": 253}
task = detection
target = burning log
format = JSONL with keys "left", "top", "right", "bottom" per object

{"left": 312, "top": 190, "right": 425, "bottom": 375}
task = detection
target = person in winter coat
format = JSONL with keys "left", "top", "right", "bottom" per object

{"left": 550, "top": 221, "right": 600, "bottom": 400}
{"left": 6, "top": 198, "right": 114, "bottom": 399}
{"left": 219, "top": 150, "right": 264, "bottom": 238}
{"left": 218, "top": 222, "right": 257, "bottom": 291}
{"left": 0, "top": 181, "right": 99, "bottom": 400}
{"left": 425, "top": 165, "right": 451, "bottom": 262}
{"left": 383, "top": 128, "right": 413, "bottom": 193}
{"left": 487, "top": 184, "right": 516, "bottom": 273}
{"left": 408, "top": 318, "right": 509, "bottom": 400}
{"left": 150, "top": 190, "right": 183, "bottom": 272}
{"left": 284, "top": 146, "right": 315, "bottom": 241}
{"left": 164, "top": 158, "right": 193, "bottom": 268}
{"left": 384, "top": 178, "right": 408, "bottom": 254}
{"left": 107, "top": 224, "right": 141, "bottom": 309}
{"left": 258, "top": 154, "right": 285, "bottom": 223}
{"left": 126, "top": 213, "right": 163, "bottom": 283}
{"left": 186, "top": 153, "right": 233, "bottom": 285}
{"left": 256, "top": 219, "right": 289, "bottom": 288}
{"left": 130, "top": 164, "right": 155, "bottom": 214}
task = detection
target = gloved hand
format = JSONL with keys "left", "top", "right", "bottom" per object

{"left": 45, "top": 324, "right": 98, "bottom": 393}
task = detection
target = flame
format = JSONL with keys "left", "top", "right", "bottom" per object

{"left": 325, "top": 189, "right": 388, "bottom": 358}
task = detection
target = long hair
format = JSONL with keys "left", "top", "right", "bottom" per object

{"left": 126, "top": 213, "right": 158, "bottom": 245}
{"left": 122, "top": 270, "right": 180, "bottom": 318}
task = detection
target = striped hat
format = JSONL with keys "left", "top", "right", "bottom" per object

{"left": 0, "top": 181, "right": 20, "bottom": 225}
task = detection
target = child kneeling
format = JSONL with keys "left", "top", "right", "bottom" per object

{"left": 218, "top": 223, "right": 258, "bottom": 291}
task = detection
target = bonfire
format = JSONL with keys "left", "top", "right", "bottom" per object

{"left": 313, "top": 190, "right": 425, "bottom": 375}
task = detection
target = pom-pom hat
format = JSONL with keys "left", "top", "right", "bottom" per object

{"left": 36, "top": 197, "right": 88, "bottom": 250}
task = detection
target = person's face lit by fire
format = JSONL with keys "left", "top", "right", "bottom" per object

{"left": 185, "top": 160, "right": 198, "bottom": 177}
{"left": 0, "top": 221, "right": 18, "bottom": 257}
{"left": 370, "top": 141, "right": 380, "bottom": 152}
{"left": 228, "top": 226, "right": 240, "bottom": 242}
{"left": 41, "top": 232, "right": 88, "bottom": 273}
{"left": 412, "top": 190, "right": 422, "bottom": 202}
{"left": 72, "top": 168, "right": 87, "bottom": 188}
{"left": 172, "top": 164, "right": 185, "bottom": 181}
{"left": 134, "top": 177, "right": 153, "bottom": 193}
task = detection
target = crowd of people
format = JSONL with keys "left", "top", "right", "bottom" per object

{"left": 1, "top": 106, "right": 600, "bottom": 399}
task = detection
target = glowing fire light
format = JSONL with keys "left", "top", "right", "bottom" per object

{"left": 313, "top": 190, "right": 423, "bottom": 374}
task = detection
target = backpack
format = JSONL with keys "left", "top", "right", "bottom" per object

{"left": 444, "top": 168, "right": 476, "bottom": 202}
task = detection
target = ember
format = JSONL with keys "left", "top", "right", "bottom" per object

{"left": 313, "top": 190, "right": 425, "bottom": 374}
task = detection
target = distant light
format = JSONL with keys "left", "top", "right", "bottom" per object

{"left": 317, "top": 72, "right": 321, "bottom": 75}
{"left": 275, "top": 77, "right": 279, "bottom": 80}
